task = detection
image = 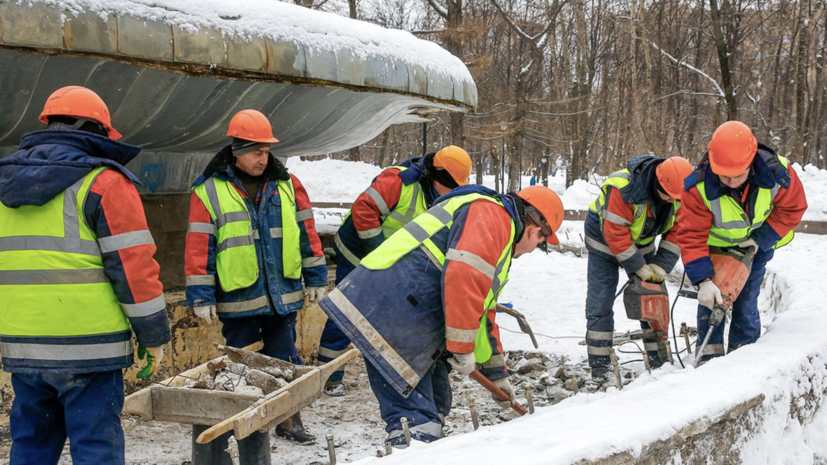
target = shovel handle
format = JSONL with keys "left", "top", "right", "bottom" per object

{"left": 470, "top": 370, "right": 528, "bottom": 416}
{"left": 495, "top": 303, "right": 524, "bottom": 319}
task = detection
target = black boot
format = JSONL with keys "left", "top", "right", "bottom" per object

{"left": 591, "top": 366, "right": 611, "bottom": 382}
{"left": 276, "top": 414, "right": 315, "bottom": 444}
{"left": 324, "top": 379, "right": 346, "bottom": 397}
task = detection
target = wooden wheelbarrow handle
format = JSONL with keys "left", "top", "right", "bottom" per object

{"left": 470, "top": 370, "right": 527, "bottom": 416}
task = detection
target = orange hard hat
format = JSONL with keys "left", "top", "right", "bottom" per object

{"left": 227, "top": 109, "right": 280, "bottom": 143}
{"left": 39, "top": 86, "right": 121, "bottom": 140}
{"left": 656, "top": 156, "right": 693, "bottom": 199}
{"left": 433, "top": 145, "right": 472, "bottom": 186}
{"left": 516, "top": 186, "right": 564, "bottom": 246}
{"left": 708, "top": 121, "right": 757, "bottom": 176}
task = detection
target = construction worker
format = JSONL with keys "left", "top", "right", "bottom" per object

{"left": 584, "top": 155, "right": 693, "bottom": 380}
{"left": 680, "top": 121, "right": 807, "bottom": 363}
{"left": 184, "top": 109, "right": 327, "bottom": 443}
{"left": 318, "top": 146, "right": 472, "bottom": 395}
{"left": 0, "top": 86, "right": 171, "bottom": 464}
{"left": 319, "top": 184, "right": 564, "bottom": 446}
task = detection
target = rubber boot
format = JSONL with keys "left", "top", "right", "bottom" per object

{"left": 192, "top": 425, "right": 271, "bottom": 465}
{"left": 324, "top": 379, "right": 346, "bottom": 397}
{"left": 275, "top": 413, "right": 315, "bottom": 443}
{"left": 591, "top": 366, "right": 611, "bottom": 382}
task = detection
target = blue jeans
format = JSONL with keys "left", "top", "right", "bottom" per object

{"left": 697, "top": 248, "right": 773, "bottom": 361}
{"left": 221, "top": 312, "right": 302, "bottom": 364}
{"left": 9, "top": 370, "right": 125, "bottom": 465}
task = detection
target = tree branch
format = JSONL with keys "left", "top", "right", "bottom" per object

{"left": 424, "top": 0, "right": 449, "bottom": 20}
{"left": 650, "top": 40, "right": 725, "bottom": 98}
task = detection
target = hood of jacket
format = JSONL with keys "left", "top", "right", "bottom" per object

{"left": 0, "top": 130, "right": 141, "bottom": 208}
{"left": 618, "top": 155, "right": 667, "bottom": 206}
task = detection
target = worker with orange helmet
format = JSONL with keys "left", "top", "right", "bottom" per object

{"left": 584, "top": 155, "right": 693, "bottom": 380}
{"left": 0, "top": 86, "right": 170, "bottom": 464}
{"left": 184, "top": 109, "right": 327, "bottom": 445}
{"left": 679, "top": 121, "right": 807, "bottom": 364}
{"left": 319, "top": 184, "right": 564, "bottom": 446}
{"left": 317, "top": 146, "right": 472, "bottom": 396}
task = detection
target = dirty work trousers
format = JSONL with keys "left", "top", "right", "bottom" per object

{"left": 220, "top": 311, "right": 302, "bottom": 365}
{"left": 585, "top": 247, "right": 661, "bottom": 369}
{"left": 9, "top": 370, "right": 124, "bottom": 465}
{"left": 318, "top": 257, "right": 357, "bottom": 383}
{"left": 696, "top": 248, "right": 773, "bottom": 362}
{"left": 364, "top": 355, "right": 450, "bottom": 445}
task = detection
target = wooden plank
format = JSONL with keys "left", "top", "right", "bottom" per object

{"left": 795, "top": 220, "right": 827, "bottom": 235}
{"left": 123, "top": 386, "right": 153, "bottom": 420}
{"left": 151, "top": 386, "right": 258, "bottom": 426}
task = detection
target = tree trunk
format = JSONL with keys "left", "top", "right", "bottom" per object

{"left": 709, "top": 0, "right": 738, "bottom": 120}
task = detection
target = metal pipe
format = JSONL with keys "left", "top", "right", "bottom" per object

{"left": 467, "top": 395, "right": 480, "bottom": 430}
{"left": 326, "top": 434, "right": 336, "bottom": 465}
{"left": 400, "top": 417, "right": 411, "bottom": 447}
{"left": 525, "top": 387, "right": 535, "bottom": 414}
{"left": 666, "top": 340, "right": 674, "bottom": 364}
{"left": 682, "top": 322, "right": 692, "bottom": 354}
{"left": 384, "top": 440, "right": 393, "bottom": 456}
{"left": 642, "top": 347, "right": 651, "bottom": 373}
{"left": 609, "top": 349, "right": 623, "bottom": 389}
{"left": 225, "top": 435, "right": 241, "bottom": 465}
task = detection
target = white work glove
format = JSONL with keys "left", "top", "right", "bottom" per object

{"left": 635, "top": 264, "right": 662, "bottom": 283}
{"left": 447, "top": 353, "right": 476, "bottom": 376}
{"left": 492, "top": 377, "right": 516, "bottom": 409}
{"left": 194, "top": 305, "right": 217, "bottom": 324}
{"left": 738, "top": 238, "right": 758, "bottom": 250}
{"left": 307, "top": 287, "right": 327, "bottom": 305}
{"left": 650, "top": 264, "right": 667, "bottom": 282}
{"left": 698, "top": 280, "right": 724, "bottom": 309}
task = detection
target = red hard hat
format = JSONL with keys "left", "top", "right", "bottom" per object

{"left": 708, "top": 121, "right": 757, "bottom": 176}
{"left": 39, "top": 86, "right": 122, "bottom": 140}
{"left": 433, "top": 145, "right": 472, "bottom": 186}
{"left": 227, "top": 109, "right": 280, "bottom": 143}
{"left": 656, "top": 156, "right": 693, "bottom": 199}
{"left": 516, "top": 186, "right": 564, "bottom": 246}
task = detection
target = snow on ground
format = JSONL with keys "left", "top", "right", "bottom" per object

{"left": 796, "top": 163, "right": 827, "bottom": 221}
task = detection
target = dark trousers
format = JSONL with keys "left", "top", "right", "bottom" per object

{"left": 9, "top": 370, "right": 125, "bottom": 465}
{"left": 220, "top": 312, "right": 301, "bottom": 364}
{"left": 697, "top": 248, "right": 773, "bottom": 361}
{"left": 318, "top": 258, "right": 357, "bottom": 381}
{"left": 364, "top": 356, "right": 450, "bottom": 443}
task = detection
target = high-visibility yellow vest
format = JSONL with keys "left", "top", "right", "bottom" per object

{"left": 0, "top": 167, "right": 133, "bottom": 361}
{"left": 361, "top": 193, "right": 515, "bottom": 364}
{"left": 193, "top": 177, "right": 301, "bottom": 292}
{"left": 589, "top": 169, "right": 679, "bottom": 246}
{"left": 695, "top": 155, "right": 793, "bottom": 248}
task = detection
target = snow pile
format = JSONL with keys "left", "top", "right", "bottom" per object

{"left": 287, "top": 158, "right": 381, "bottom": 203}
{"left": 353, "top": 234, "right": 827, "bottom": 464}
{"left": 37, "top": 0, "right": 472, "bottom": 85}
{"left": 794, "top": 163, "right": 827, "bottom": 221}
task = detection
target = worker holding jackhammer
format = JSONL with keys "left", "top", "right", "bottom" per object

{"left": 184, "top": 110, "right": 327, "bottom": 444}
{"left": 584, "top": 155, "right": 693, "bottom": 381}
{"left": 680, "top": 121, "right": 807, "bottom": 364}
{"left": 317, "top": 146, "right": 472, "bottom": 396}
{"left": 319, "top": 184, "right": 564, "bottom": 446}
{"left": 0, "top": 86, "right": 171, "bottom": 464}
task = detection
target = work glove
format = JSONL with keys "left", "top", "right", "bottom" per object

{"left": 698, "top": 280, "right": 724, "bottom": 310}
{"left": 447, "top": 352, "right": 476, "bottom": 376}
{"left": 635, "top": 264, "right": 662, "bottom": 283}
{"left": 492, "top": 377, "right": 516, "bottom": 409}
{"left": 738, "top": 238, "right": 758, "bottom": 250}
{"left": 194, "top": 305, "right": 217, "bottom": 324}
{"left": 650, "top": 264, "right": 667, "bottom": 282}
{"left": 307, "top": 287, "right": 327, "bottom": 305}
{"left": 137, "top": 345, "right": 164, "bottom": 379}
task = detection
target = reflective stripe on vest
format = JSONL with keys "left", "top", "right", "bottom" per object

{"left": 0, "top": 167, "right": 133, "bottom": 362}
{"left": 336, "top": 166, "right": 429, "bottom": 266}
{"left": 695, "top": 155, "right": 794, "bottom": 249}
{"left": 361, "top": 193, "right": 516, "bottom": 365}
{"left": 589, "top": 169, "right": 678, "bottom": 246}
{"left": 193, "top": 177, "right": 302, "bottom": 292}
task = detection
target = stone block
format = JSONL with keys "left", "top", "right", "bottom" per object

{"left": 1, "top": 1, "right": 63, "bottom": 48}
{"left": 173, "top": 25, "right": 224, "bottom": 65}
{"left": 304, "top": 47, "right": 338, "bottom": 82}
{"left": 266, "top": 38, "right": 305, "bottom": 77}
{"left": 64, "top": 10, "right": 117, "bottom": 54}
{"left": 118, "top": 15, "right": 173, "bottom": 61}
{"left": 226, "top": 34, "right": 267, "bottom": 72}
{"left": 364, "top": 54, "right": 407, "bottom": 92}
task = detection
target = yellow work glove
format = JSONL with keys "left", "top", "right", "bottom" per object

{"left": 635, "top": 264, "right": 663, "bottom": 283}
{"left": 650, "top": 264, "right": 667, "bottom": 282}
{"left": 137, "top": 344, "right": 164, "bottom": 379}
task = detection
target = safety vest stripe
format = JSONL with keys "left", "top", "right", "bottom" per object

{"left": 334, "top": 233, "right": 361, "bottom": 267}
{"left": 585, "top": 236, "right": 614, "bottom": 256}
{"left": 446, "top": 326, "right": 479, "bottom": 344}
{"left": 388, "top": 183, "right": 420, "bottom": 224}
{"left": 587, "top": 330, "right": 613, "bottom": 341}
{"left": 616, "top": 244, "right": 639, "bottom": 261}
{"left": 420, "top": 245, "right": 444, "bottom": 271}
{"left": 282, "top": 289, "right": 305, "bottom": 305}
{"left": 709, "top": 230, "right": 747, "bottom": 244}
{"left": 186, "top": 274, "right": 215, "bottom": 286}
{"left": 638, "top": 243, "right": 655, "bottom": 256}
{"left": 0, "top": 269, "right": 108, "bottom": 285}
{"left": 302, "top": 256, "right": 326, "bottom": 268}
{"left": 327, "top": 288, "right": 421, "bottom": 388}
{"left": 120, "top": 294, "right": 166, "bottom": 318}
{"left": 296, "top": 209, "right": 313, "bottom": 222}
{"left": 429, "top": 205, "right": 455, "bottom": 225}
{"left": 318, "top": 346, "right": 349, "bottom": 359}
{"left": 587, "top": 346, "right": 613, "bottom": 356}
{"left": 269, "top": 227, "right": 282, "bottom": 238}
{"left": 216, "top": 295, "right": 269, "bottom": 313}
{"left": 643, "top": 342, "right": 660, "bottom": 352}
{"left": 364, "top": 187, "right": 390, "bottom": 216}
{"left": 709, "top": 198, "right": 750, "bottom": 229}
{"left": 97, "top": 230, "right": 154, "bottom": 254}
{"left": 217, "top": 235, "right": 254, "bottom": 253}
{"left": 0, "top": 340, "right": 132, "bottom": 361}
{"left": 405, "top": 222, "right": 431, "bottom": 243}
{"left": 224, "top": 211, "right": 249, "bottom": 223}
{"left": 445, "top": 249, "right": 496, "bottom": 280}
{"left": 481, "top": 354, "right": 504, "bottom": 369}
{"left": 0, "top": 236, "right": 100, "bottom": 255}
{"left": 702, "top": 343, "right": 724, "bottom": 356}
{"left": 63, "top": 177, "right": 84, "bottom": 242}
{"left": 204, "top": 178, "right": 225, "bottom": 224}
{"left": 357, "top": 227, "right": 383, "bottom": 240}
{"left": 187, "top": 222, "right": 216, "bottom": 235}
{"left": 603, "top": 211, "right": 631, "bottom": 227}
{"left": 659, "top": 240, "right": 680, "bottom": 255}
